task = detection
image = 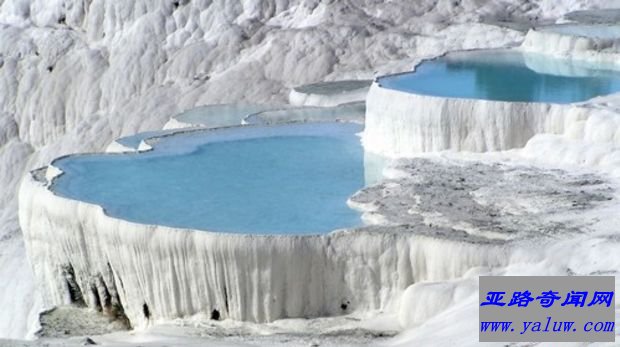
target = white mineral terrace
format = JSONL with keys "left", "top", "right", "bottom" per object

{"left": 20, "top": 123, "right": 515, "bottom": 330}
{"left": 363, "top": 46, "right": 620, "bottom": 158}
{"left": 13, "top": 10, "right": 620, "bottom": 345}
{"left": 364, "top": 83, "right": 575, "bottom": 156}
{"left": 521, "top": 24, "right": 620, "bottom": 63}
{"left": 20, "top": 90, "right": 620, "bottom": 335}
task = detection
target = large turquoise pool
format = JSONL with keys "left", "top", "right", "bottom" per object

{"left": 51, "top": 123, "right": 365, "bottom": 235}
{"left": 377, "top": 50, "right": 620, "bottom": 104}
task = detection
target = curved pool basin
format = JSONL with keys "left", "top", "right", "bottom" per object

{"left": 51, "top": 123, "right": 365, "bottom": 235}
{"left": 377, "top": 50, "right": 620, "bottom": 104}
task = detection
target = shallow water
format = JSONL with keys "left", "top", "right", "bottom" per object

{"left": 378, "top": 50, "right": 620, "bottom": 103}
{"left": 175, "top": 104, "right": 271, "bottom": 128}
{"left": 52, "top": 123, "right": 365, "bottom": 235}
{"left": 540, "top": 23, "right": 620, "bottom": 39}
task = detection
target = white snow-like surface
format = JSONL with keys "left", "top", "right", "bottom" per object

{"left": 4, "top": 0, "right": 620, "bottom": 345}
{"left": 0, "top": 0, "right": 530, "bottom": 335}
{"left": 521, "top": 26, "right": 620, "bottom": 63}
{"left": 363, "top": 80, "right": 580, "bottom": 157}
{"left": 362, "top": 46, "right": 620, "bottom": 157}
{"left": 0, "top": 0, "right": 524, "bottom": 337}
{"left": 20, "top": 167, "right": 509, "bottom": 328}
{"left": 378, "top": 89, "right": 620, "bottom": 346}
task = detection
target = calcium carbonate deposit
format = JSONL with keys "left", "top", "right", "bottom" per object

{"left": 4, "top": 1, "right": 620, "bottom": 347}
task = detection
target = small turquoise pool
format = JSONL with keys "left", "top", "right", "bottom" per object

{"left": 377, "top": 50, "right": 620, "bottom": 104}
{"left": 52, "top": 123, "right": 365, "bottom": 235}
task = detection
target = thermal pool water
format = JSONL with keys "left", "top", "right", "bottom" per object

{"left": 51, "top": 123, "right": 365, "bottom": 234}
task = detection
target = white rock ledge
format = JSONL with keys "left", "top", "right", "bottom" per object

{"left": 19, "top": 162, "right": 509, "bottom": 330}
{"left": 363, "top": 80, "right": 582, "bottom": 157}
{"left": 521, "top": 26, "right": 620, "bottom": 62}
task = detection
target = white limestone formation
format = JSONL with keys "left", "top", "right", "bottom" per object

{"left": 363, "top": 80, "right": 585, "bottom": 157}
{"left": 4, "top": 0, "right": 620, "bottom": 344}
{"left": 521, "top": 25, "right": 620, "bottom": 64}
{"left": 19, "top": 161, "right": 509, "bottom": 329}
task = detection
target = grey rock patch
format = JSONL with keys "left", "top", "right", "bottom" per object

{"left": 351, "top": 158, "right": 614, "bottom": 242}
{"left": 564, "top": 9, "right": 620, "bottom": 25}
{"left": 81, "top": 337, "right": 96, "bottom": 345}
{"left": 293, "top": 80, "right": 373, "bottom": 95}
{"left": 37, "top": 306, "right": 129, "bottom": 338}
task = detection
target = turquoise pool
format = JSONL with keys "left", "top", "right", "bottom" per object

{"left": 377, "top": 50, "right": 620, "bottom": 104}
{"left": 51, "top": 123, "right": 365, "bottom": 235}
